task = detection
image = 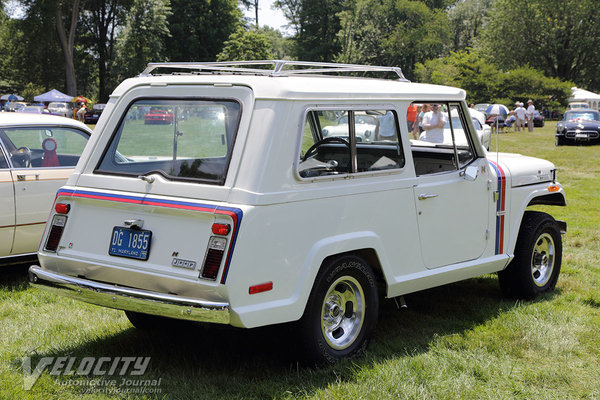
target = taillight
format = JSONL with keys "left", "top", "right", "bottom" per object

{"left": 200, "top": 237, "right": 227, "bottom": 280}
{"left": 44, "top": 215, "right": 67, "bottom": 252}
{"left": 55, "top": 203, "right": 70, "bottom": 214}
{"left": 211, "top": 223, "right": 230, "bottom": 235}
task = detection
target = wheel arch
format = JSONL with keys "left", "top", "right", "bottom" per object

{"left": 297, "top": 233, "right": 390, "bottom": 319}
{"left": 505, "top": 187, "right": 566, "bottom": 256}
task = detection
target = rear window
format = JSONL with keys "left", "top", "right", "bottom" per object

{"left": 96, "top": 99, "right": 240, "bottom": 185}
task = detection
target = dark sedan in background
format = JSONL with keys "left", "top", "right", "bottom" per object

{"left": 555, "top": 109, "right": 600, "bottom": 146}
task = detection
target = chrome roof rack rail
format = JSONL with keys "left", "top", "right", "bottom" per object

{"left": 140, "top": 60, "right": 409, "bottom": 81}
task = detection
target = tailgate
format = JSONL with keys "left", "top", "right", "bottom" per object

{"left": 41, "top": 187, "right": 241, "bottom": 284}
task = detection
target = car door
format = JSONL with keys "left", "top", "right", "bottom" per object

{"left": 2, "top": 126, "right": 89, "bottom": 255}
{"left": 0, "top": 147, "right": 15, "bottom": 257}
{"left": 410, "top": 102, "right": 490, "bottom": 269}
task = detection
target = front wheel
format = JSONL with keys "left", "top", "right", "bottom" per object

{"left": 498, "top": 211, "right": 562, "bottom": 298}
{"left": 298, "top": 255, "right": 379, "bottom": 364}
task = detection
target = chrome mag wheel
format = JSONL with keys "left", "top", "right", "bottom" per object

{"left": 320, "top": 276, "right": 365, "bottom": 350}
{"left": 531, "top": 232, "right": 555, "bottom": 287}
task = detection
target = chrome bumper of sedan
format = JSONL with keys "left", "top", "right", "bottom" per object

{"left": 28, "top": 265, "right": 230, "bottom": 324}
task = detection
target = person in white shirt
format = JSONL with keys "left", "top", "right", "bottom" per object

{"left": 420, "top": 104, "right": 447, "bottom": 143}
{"left": 526, "top": 100, "right": 535, "bottom": 132}
{"left": 515, "top": 102, "right": 526, "bottom": 132}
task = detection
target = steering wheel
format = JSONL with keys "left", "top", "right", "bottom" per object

{"left": 302, "top": 137, "right": 351, "bottom": 162}
{"left": 13, "top": 146, "right": 32, "bottom": 168}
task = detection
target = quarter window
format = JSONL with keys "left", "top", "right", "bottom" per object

{"left": 96, "top": 99, "right": 240, "bottom": 185}
{"left": 299, "top": 109, "right": 404, "bottom": 178}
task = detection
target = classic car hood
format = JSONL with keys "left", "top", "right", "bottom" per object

{"left": 560, "top": 120, "right": 600, "bottom": 129}
{"left": 492, "top": 152, "right": 555, "bottom": 187}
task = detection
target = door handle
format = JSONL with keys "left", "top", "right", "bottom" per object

{"left": 418, "top": 193, "right": 438, "bottom": 200}
{"left": 16, "top": 173, "right": 40, "bottom": 181}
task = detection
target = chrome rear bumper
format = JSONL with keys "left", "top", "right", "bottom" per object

{"left": 28, "top": 265, "right": 230, "bottom": 324}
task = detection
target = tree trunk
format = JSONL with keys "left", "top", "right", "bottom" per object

{"left": 55, "top": 0, "right": 81, "bottom": 96}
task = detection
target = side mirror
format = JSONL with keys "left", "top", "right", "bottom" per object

{"left": 461, "top": 165, "right": 478, "bottom": 181}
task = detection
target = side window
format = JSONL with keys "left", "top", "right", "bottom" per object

{"left": 409, "top": 102, "right": 475, "bottom": 176}
{"left": 298, "top": 109, "right": 404, "bottom": 178}
{"left": 0, "top": 147, "right": 7, "bottom": 169}
{"left": 2, "top": 127, "right": 89, "bottom": 168}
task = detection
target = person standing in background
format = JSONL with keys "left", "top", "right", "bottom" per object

{"left": 515, "top": 102, "right": 526, "bottom": 132}
{"left": 526, "top": 100, "right": 535, "bottom": 132}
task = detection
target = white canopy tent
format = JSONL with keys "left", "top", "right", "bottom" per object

{"left": 569, "top": 87, "right": 600, "bottom": 110}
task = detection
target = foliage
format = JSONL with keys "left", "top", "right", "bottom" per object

{"left": 257, "top": 26, "right": 294, "bottom": 60}
{"left": 216, "top": 28, "right": 274, "bottom": 61}
{"left": 79, "top": 0, "right": 133, "bottom": 102}
{"left": 447, "top": 0, "right": 492, "bottom": 51}
{"left": 415, "top": 50, "right": 572, "bottom": 109}
{"left": 0, "top": 0, "right": 65, "bottom": 93}
{"left": 337, "top": 0, "right": 450, "bottom": 80}
{"left": 294, "top": 0, "right": 343, "bottom": 61}
{"left": 165, "top": 0, "right": 242, "bottom": 63}
{"left": 480, "top": 0, "right": 600, "bottom": 91}
{"left": 20, "top": 82, "right": 45, "bottom": 102}
{"left": 113, "top": 0, "right": 171, "bottom": 81}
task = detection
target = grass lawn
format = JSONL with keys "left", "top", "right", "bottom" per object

{"left": 1, "top": 121, "right": 600, "bottom": 399}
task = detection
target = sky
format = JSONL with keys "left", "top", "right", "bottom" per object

{"left": 243, "top": 0, "right": 292, "bottom": 35}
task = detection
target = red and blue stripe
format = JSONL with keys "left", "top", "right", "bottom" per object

{"left": 55, "top": 188, "right": 242, "bottom": 284}
{"left": 488, "top": 161, "right": 506, "bottom": 254}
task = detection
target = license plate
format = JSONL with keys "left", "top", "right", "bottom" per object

{"left": 109, "top": 227, "right": 152, "bottom": 260}
{"left": 576, "top": 133, "right": 587, "bottom": 139}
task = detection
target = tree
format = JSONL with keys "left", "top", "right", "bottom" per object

{"left": 165, "top": 0, "right": 242, "bottom": 62}
{"left": 216, "top": 28, "right": 273, "bottom": 61}
{"left": 258, "top": 26, "right": 293, "bottom": 60}
{"left": 79, "top": 0, "right": 132, "bottom": 102}
{"left": 0, "top": 0, "right": 65, "bottom": 93}
{"left": 114, "top": 0, "right": 171, "bottom": 81}
{"left": 240, "top": 0, "right": 260, "bottom": 28}
{"left": 336, "top": 0, "right": 450, "bottom": 80}
{"left": 55, "top": 0, "right": 81, "bottom": 95}
{"left": 415, "top": 50, "right": 572, "bottom": 108}
{"left": 480, "top": 0, "right": 600, "bottom": 91}
{"left": 447, "top": 0, "right": 492, "bottom": 51}
{"left": 294, "top": 0, "right": 343, "bottom": 61}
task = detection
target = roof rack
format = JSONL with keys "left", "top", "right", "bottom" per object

{"left": 140, "top": 60, "right": 409, "bottom": 81}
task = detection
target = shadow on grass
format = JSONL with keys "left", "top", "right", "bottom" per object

{"left": 26, "top": 275, "right": 560, "bottom": 399}
{"left": 0, "top": 261, "right": 34, "bottom": 293}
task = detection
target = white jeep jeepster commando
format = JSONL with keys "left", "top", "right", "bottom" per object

{"left": 29, "top": 61, "right": 566, "bottom": 363}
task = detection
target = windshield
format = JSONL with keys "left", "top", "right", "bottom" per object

{"left": 565, "top": 112, "right": 600, "bottom": 122}
{"left": 96, "top": 99, "right": 240, "bottom": 185}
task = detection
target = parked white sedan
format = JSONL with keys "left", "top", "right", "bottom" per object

{"left": 0, "top": 113, "right": 91, "bottom": 263}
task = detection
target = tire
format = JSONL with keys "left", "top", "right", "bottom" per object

{"left": 298, "top": 255, "right": 379, "bottom": 364}
{"left": 555, "top": 135, "right": 565, "bottom": 146}
{"left": 498, "top": 211, "right": 562, "bottom": 299}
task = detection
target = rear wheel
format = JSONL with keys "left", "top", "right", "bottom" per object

{"left": 298, "top": 255, "right": 379, "bottom": 364}
{"left": 498, "top": 211, "right": 562, "bottom": 298}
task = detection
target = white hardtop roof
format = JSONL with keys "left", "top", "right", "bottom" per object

{"left": 110, "top": 61, "right": 466, "bottom": 102}
{"left": 0, "top": 112, "right": 92, "bottom": 132}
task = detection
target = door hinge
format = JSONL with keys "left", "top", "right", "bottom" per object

{"left": 485, "top": 229, "right": 489, "bottom": 240}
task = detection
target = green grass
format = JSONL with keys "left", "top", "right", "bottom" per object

{"left": 2, "top": 121, "right": 600, "bottom": 399}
